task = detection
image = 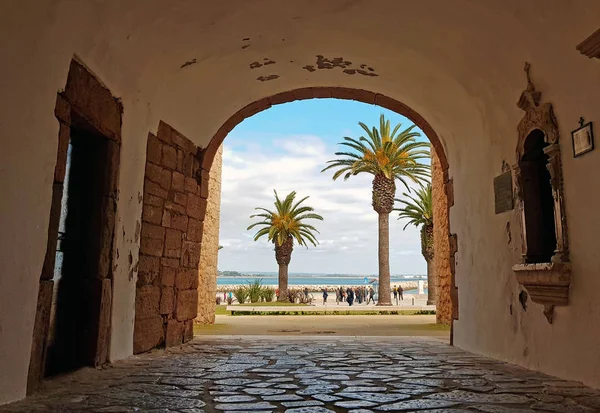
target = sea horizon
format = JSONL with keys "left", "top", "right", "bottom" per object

{"left": 217, "top": 271, "right": 426, "bottom": 286}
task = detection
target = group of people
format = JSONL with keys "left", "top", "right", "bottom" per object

{"left": 320, "top": 286, "right": 375, "bottom": 305}
{"left": 321, "top": 285, "right": 405, "bottom": 305}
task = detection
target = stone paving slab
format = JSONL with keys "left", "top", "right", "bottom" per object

{"left": 1, "top": 336, "right": 600, "bottom": 412}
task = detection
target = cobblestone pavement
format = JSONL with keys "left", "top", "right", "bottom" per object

{"left": 3, "top": 336, "right": 600, "bottom": 412}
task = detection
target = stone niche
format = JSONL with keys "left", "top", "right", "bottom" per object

{"left": 134, "top": 121, "right": 208, "bottom": 353}
{"left": 512, "top": 63, "right": 571, "bottom": 323}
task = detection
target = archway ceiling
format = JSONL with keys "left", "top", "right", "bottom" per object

{"left": 40, "top": 1, "right": 599, "bottom": 154}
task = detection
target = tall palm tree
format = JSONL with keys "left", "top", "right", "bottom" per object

{"left": 322, "top": 114, "right": 430, "bottom": 305}
{"left": 395, "top": 184, "right": 435, "bottom": 305}
{"left": 247, "top": 190, "right": 323, "bottom": 301}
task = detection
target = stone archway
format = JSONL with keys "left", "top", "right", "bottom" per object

{"left": 198, "top": 86, "right": 458, "bottom": 330}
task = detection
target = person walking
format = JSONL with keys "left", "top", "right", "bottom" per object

{"left": 304, "top": 287, "right": 309, "bottom": 302}
{"left": 393, "top": 286, "right": 398, "bottom": 305}
{"left": 346, "top": 287, "right": 354, "bottom": 306}
{"left": 322, "top": 288, "right": 329, "bottom": 305}
{"left": 367, "top": 287, "right": 375, "bottom": 305}
{"left": 398, "top": 285, "right": 404, "bottom": 301}
{"left": 356, "top": 287, "right": 362, "bottom": 304}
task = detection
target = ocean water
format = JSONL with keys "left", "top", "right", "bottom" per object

{"left": 217, "top": 275, "right": 424, "bottom": 286}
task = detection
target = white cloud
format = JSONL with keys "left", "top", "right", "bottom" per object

{"left": 218, "top": 135, "right": 426, "bottom": 275}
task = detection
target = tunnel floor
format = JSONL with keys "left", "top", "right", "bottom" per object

{"left": 2, "top": 336, "right": 600, "bottom": 412}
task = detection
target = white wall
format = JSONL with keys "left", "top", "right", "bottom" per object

{"left": 0, "top": 0, "right": 599, "bottom": 404}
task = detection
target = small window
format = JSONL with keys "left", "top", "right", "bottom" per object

{"left": 518, "top": 129, "right": 556, "bottom": 263}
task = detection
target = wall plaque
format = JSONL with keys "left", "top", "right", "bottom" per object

{"left": 494, "top": 171, "right": 513, "bottom": 214}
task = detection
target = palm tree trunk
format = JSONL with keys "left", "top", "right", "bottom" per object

{"left": 426, "top": 258, "right": 436, "bottom": 305}
{"left": 278, "top": 264, "right": 289, "bottom": 302}
{"left": 377, "top": 212, "right": 392, "bottom": 306}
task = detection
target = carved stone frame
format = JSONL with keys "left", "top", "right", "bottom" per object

{"left": 511, "top": 63, "right": 571, "bottom": 323}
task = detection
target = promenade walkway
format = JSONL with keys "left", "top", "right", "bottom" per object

{"left": 2, "top": 336, "right": 599, "bottom": 412}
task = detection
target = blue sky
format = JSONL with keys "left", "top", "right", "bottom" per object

{"left": 218, "top": 99, "right": 430, "bottom": 275}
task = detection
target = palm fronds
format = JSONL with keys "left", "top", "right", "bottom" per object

{"left": 394, "top": 184, "right": 433, "bottom": 230}
{"left": 247, "top": 190, "right": 324, "bottom": 248}
{"left": 321, "top": 114, "right": 431, "bottom": 190}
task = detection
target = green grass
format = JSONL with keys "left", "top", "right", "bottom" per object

{"left": 215, "top": 305, "right": 230, "bottom": 315}
{"left": 235, "top": 302, "right": 308, "bottom": 307}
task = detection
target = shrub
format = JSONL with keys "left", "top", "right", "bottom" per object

{"left": 261, "top": 287, "right": 276, "bottom": 302}
{"left": 287, "top": 289, "right": 302, "bottom": 304}
{"left": 216, "top": 296, "right": 222, "bottom": 305}
{"left": 233, "top": 286, "right": 248, "bottom": 304}
{"left": 247, "top": 279, "right": 263, "bottom": 303}
{"left": 226, "top": 295, "right": 234, "bottom": 305}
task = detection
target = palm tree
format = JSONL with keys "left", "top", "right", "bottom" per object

{"left": 247, "top": 190, "right": 323, "bottom": 301}
{"left": 395, "top": 184, "right": 435, "bottom": 305}
{"left": 322, "top": 114, "right": 430, "bottom": 305}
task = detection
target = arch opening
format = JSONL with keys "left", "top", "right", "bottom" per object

{"left": 199, "top": 87, "right": 458, "bottom": 331}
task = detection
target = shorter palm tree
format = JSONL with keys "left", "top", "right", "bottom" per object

{"left": 394, "top": 184, "right": 436, "bottom": 305}
{"left": 247, "top": 190, "right": 323, "bottom": 301}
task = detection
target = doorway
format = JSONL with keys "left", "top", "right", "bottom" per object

{"left": 45, "top": 119, "right": 111, "bottom": 376}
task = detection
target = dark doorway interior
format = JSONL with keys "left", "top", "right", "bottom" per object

{"left": 519, "top": 129, "right": 557, "bottom": 263}
{"left": 45, "top": 118, "right": 110, "bottom": 377}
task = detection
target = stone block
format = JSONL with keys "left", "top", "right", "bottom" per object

{"left": 133, "top": 316, "right": 164, "bottom": 354}
{"left": 181, "top": 241, "right": 201, "bottom": 268}
{"left": 172, "top": 130, "right": 195, "bottom": 153}
{"left": 175, "top": 290, "right": 198, "bottom": 321}
{"left": 176, "top": 268, "right": 199, "bottom": 290}
{"left": 102, "top": 140, "right": 120, "bottom": 196}
{"left": 95, "top": 278, "right": 112, "bottom": 366}
{"left": 187, "top": 218, "right": 204, "bottom": 242}
{"left": 54, "top": 93, "right": 71, "bottom": 124}
{"left": 184, "top": 177, "right": 198, "bottom": 194}
{"left": 165, "top": 228, "right": 182, "bottom": 258}
{"left": 172, "top": 171, "right": 185, "bottom": 192}
{"left": 165, "top": 200, "right": 186, "bottom": 215}
{"left": 96, "top": 196, "right": 116, "bottom": 279}
{"left": 199, "top": 169, "right": 210, "bottom": 199}
{"left": 183, "top": 153, "right": 195, "bottom": 176}
{"left": 138, "top": 255, "right": 160, "bottom": 274}
{"left": 140, "top": 236, "right": 164, "bottom": 257}
{"left": 161, "top": 266, "right": 176, "bottom": 286}
{"left": 176, "top": 150, "right": 184, "bottom": 172}
{"left": 161, "top": 257, "right": 180, "bottom": 268}
{"left": 135, "top": 285, "right": 161, "bottom": 319}
{"left": 187, "top": 194, "right": 206, "bottom": 220}
{"left": 163, "top": 210, "right": 188, "bottom": 232}
{"left": 157, "top": 120, "right": 172, "bottom": 144}
{"left": 63, "top": 60, "right": 122, "bottom": 141}
{"left": 54, "top": 124, "right": 70, "bottom": 183}
{"left": 160, "top": 287, "right": 175, "bottom": 314}
{"left": 144, "top": 193, "right": 164, "bottom": 208}
{"left": 184, "top": 319, "right": 194, "bottom": 342}
{"left": 165, "top": 319, "right": 185, "bottom": 347}
{"left": 142, "top": 204, "right": 163, "bottom": 225}
{"left": 141, "top": 223, "right": 165, "bottom": 240}
{"left": 174, "top": 192, "right": 187, "bottom": 207}
{"left": 146, "top": 162, "right": 171, "bottom": 190}
{"left": 146, "top": 133, "right": 162, "bottom": 164}
{"left": 27, "top": 280, "right": 54, "bottom": 393}
{"left": 137, "top": 255, "right": 160, "bottom": 286}
{"left": 162, "top": 144, "right": 177, "bottom": 170}
{"left": 145, "top": 179, "right": 168, "bottom": 199}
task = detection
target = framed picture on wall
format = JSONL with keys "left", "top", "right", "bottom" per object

{"left": 571, "top": 120, "right": 594, "bottom": 157}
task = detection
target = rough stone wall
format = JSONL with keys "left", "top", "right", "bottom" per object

{"left": 134, "top": 121, "right": 206, "bottom": 354}
{"left": 196, "top": 145, "right": 222, "bottom": 324}
{"left": 432, "top": 148, "right": 452, "bottom": 325}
